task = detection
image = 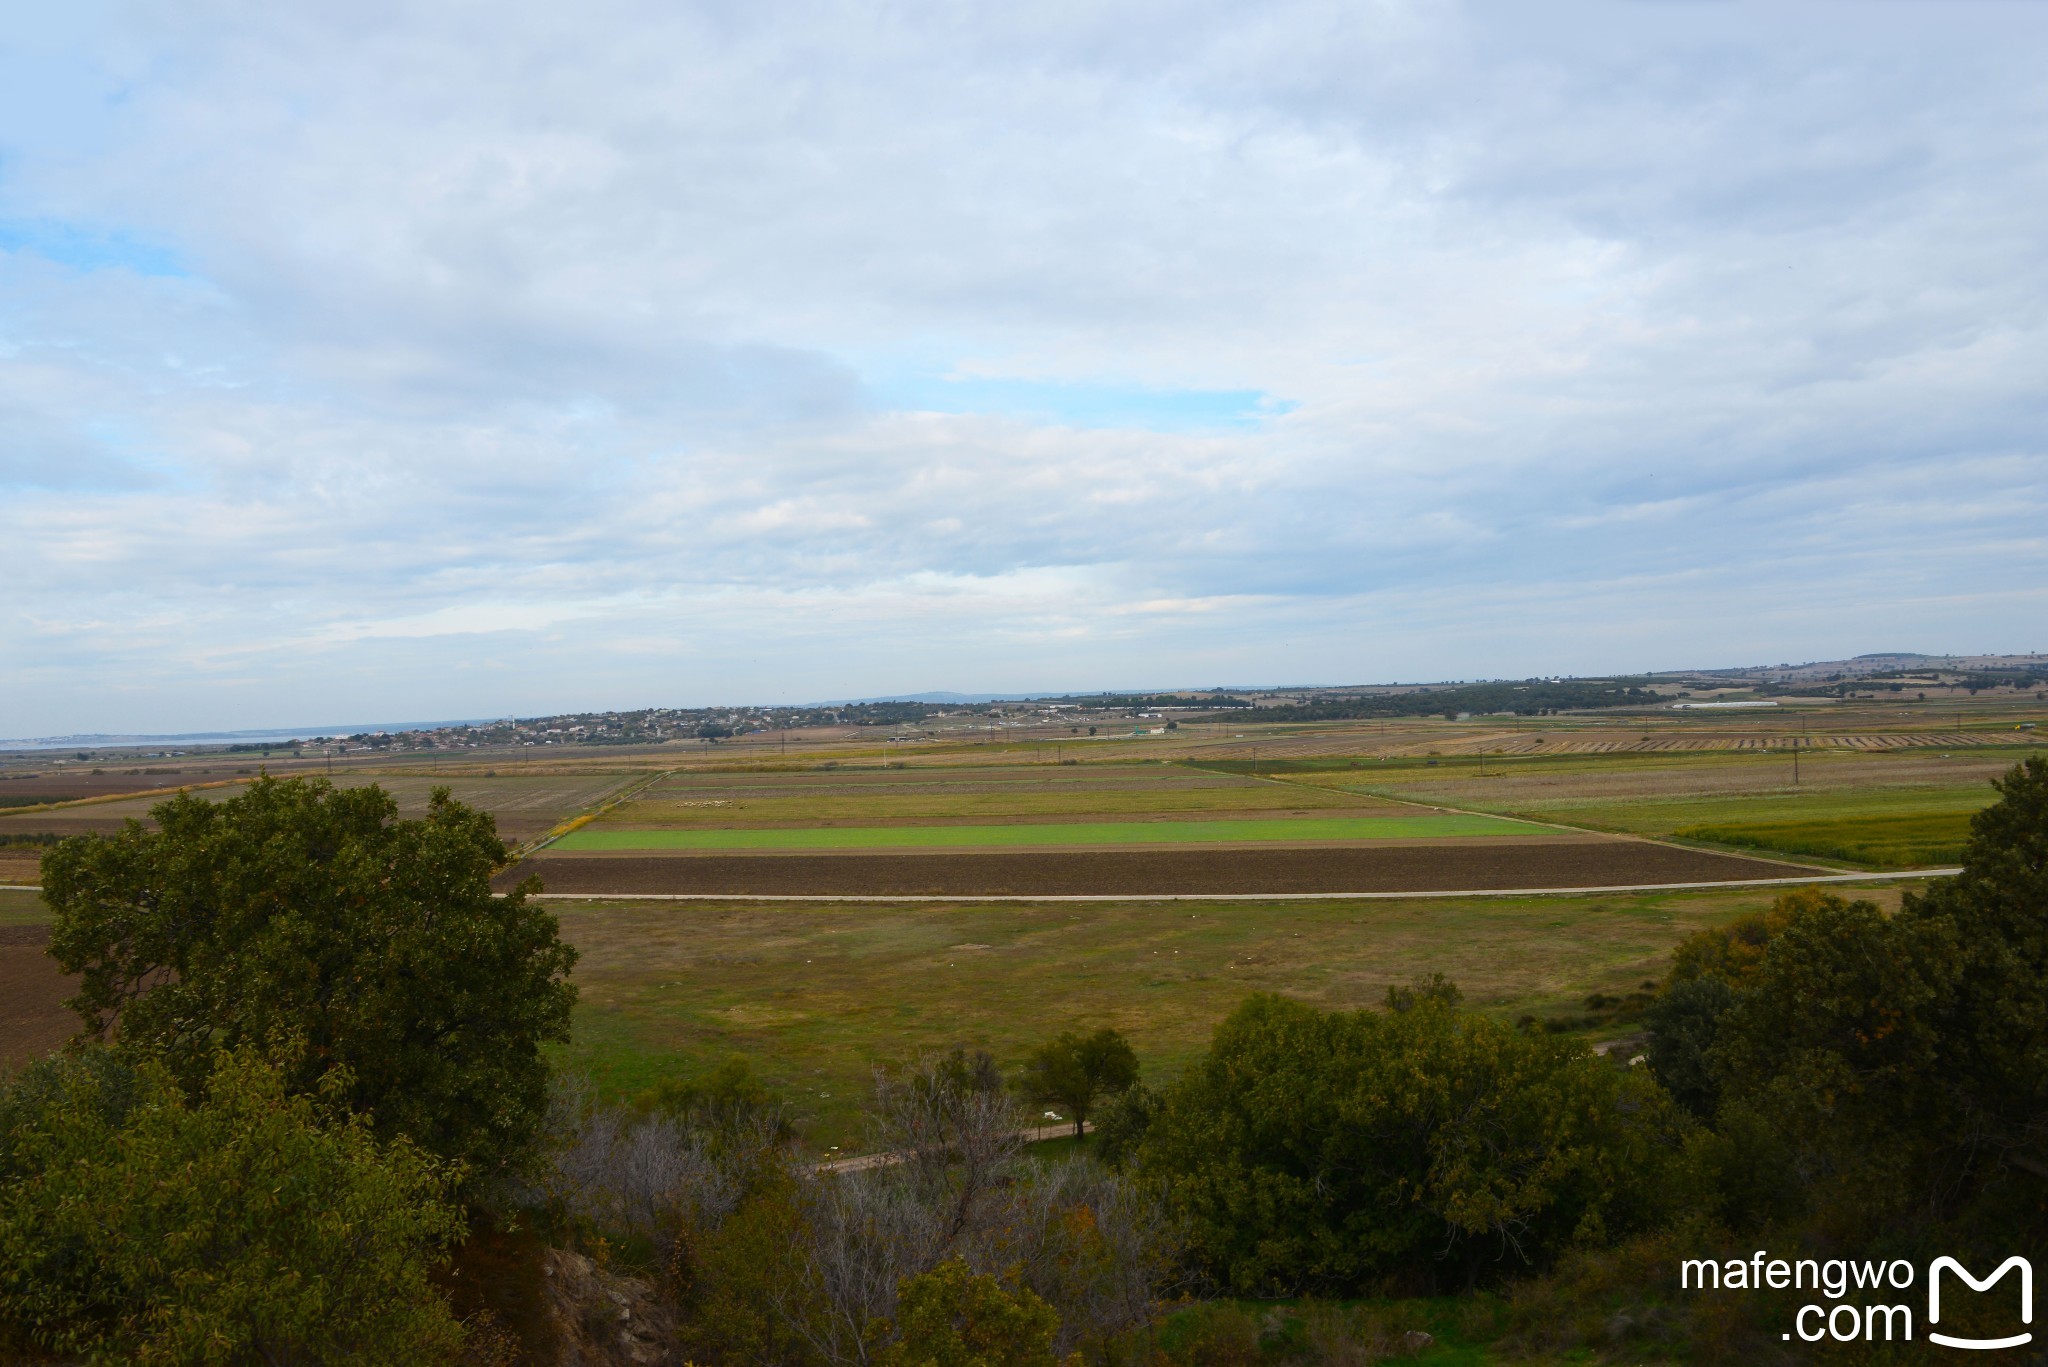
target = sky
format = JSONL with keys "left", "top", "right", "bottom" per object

{"left": 3, "top": 1, "right": 2046, "bottom": 736}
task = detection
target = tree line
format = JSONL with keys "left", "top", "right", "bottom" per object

{"left": 1196, "top": 679, "right": 1662, "bottom": 722}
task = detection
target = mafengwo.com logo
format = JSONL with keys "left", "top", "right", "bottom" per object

{"left": 1681, "top": 1252, "right": 2032, "bottom": 1348}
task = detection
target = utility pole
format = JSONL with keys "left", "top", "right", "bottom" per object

{"left": 1793, "top": 737, "right": 1800, "bottom": 786}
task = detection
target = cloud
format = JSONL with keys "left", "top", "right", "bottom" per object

{"left": 1, "top": 0, "right": 2045, "bottom": 731}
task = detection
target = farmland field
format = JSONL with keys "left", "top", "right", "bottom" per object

{"left": 506, "top": 839, "right": 1806, "bottom": 897}
{"left": 605, "top": 762, "right": 1382, "bottom": 827}
{"left": 1253, "top": 744, "right": 2025, "bottom": 868}
{"left": 0, "top": 770, "right": 637, "bottom": 841}
{"left": 555, "top": 812, "right": 1540, "bottom": 850}
{"left": 0, "top": 874, "right": 1904, "bottom": 1134}
{"left": 542, "top": 880, "right": 1926, "bottom": 1147}
{"left": 1672, "top": 812, "right": 1971, "bottom": 867}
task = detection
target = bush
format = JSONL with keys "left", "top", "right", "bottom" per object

{"left": 1139, "top": 991, "right": 1685, "bottom": 1295}
{"left": 635, "top": 1056, "right": 792, "bottom": 1139}
{"left": 554, "top": 1055, "right": 1177, "bottom": 1366}
{"left": 882, "top": 1259, "right": 1071, "bottom": 1367}
{"left": 0, "top": 1045, "right": 466, "bottom": 1363}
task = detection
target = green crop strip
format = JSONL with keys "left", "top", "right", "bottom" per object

{"left": 1673, "top": 812, "right": 1972, "bottom": 869}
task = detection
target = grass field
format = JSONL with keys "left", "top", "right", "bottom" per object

{"left": 1251, "top": 746, "right": 2023, "bottom": 868}
{"left": 1671, "top": 812, "right": 1971, "bottom": 867}
{"left": 554, "top": 813, "right": 1542, "bottom": 850}
{"left": 0, "top": 875, "right": 1923, "bottom": 1141}
{"left": 542, "top": 881, "right": 1920, "bottom": 1148}
{"left": 606, "top": 763, "right": 1382, "bottom": 828}
{"left": 0, "top": 888, "right": 49, "bottom": 926}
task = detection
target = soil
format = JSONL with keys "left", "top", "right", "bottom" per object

{"left": 498, "top": 839, "right": 1810, "bottom": 898}
{"left": 0, "top": 925, "right": 74, "bottom": 1074}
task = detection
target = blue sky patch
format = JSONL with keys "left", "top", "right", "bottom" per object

{"left": 877, "top": 373, "right": 1293, "bottom": 432}
{"left": 0, "top": 218, "right": 186, "bottom": 277}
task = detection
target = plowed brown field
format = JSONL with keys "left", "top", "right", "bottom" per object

{"left": 500, "top": 839, "right": 1808, "bottom": 897}
{"left": 1, "top": 926, "right": 73, "bottom": 1074}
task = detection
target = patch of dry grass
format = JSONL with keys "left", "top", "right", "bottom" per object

{"left": 548, "top": 881, "right": 1919, "bottom": 1148}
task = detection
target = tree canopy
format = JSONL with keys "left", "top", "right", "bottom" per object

{"left": 1643, "top": 757, "right": 2048, "bottom": 1229}
{"left": 1019, "top": 1029, "right": 1139, "bottom": 1139}
{"left": 0, "top": 1046, "right": 466, "bottom": 1363}
{"left": 41, "top": 774, "right": 577, "bottom": 1180}
{"left": 1138, "top": 991, "right": 1682, "bottom": 1295}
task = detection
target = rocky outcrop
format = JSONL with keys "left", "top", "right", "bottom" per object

{"left": 539, "top": 1248, "right": 677, "bottom": 1367}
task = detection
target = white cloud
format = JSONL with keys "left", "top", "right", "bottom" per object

{"left": 2, "top": 0, "right": 2046, "bottom": 731}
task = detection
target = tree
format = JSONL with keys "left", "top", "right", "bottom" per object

{"left": 1672, "top": 761, "right": 2048, "bottom": 1222}
{"left": 1090, "top": 1083, "right": 1160, "bottom": 1172}
{"left": 1708, "top": 894, "right": 1958, "bottom": 1211}
{"left": 1138, "top": 992, "right": 1683, "bottom": 1295}
{"left": 0, "top": 1045, "right": 466, "bottom": 1363}
{"left": 1898, "top": 756, "right": 2048, "bottom": 1185}
{"left": 1641, "top": 975, "right": 1735, "bottom": 1118}
{"left": 933, "top": 1045, "right": 1006, "bottom": 1097}
{"left": 881, "top": 1260, "right": 1074, "bottom": 1367}
{"left": 1019, "top": 1030, "right": 1138, "bottom": 1139}
{"left": 41, "top": 775, "right": 578, "bottom": 1180}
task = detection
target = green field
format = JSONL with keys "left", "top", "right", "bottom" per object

{"left": 1672, "top": 811, "right": 1971, "bottom": 868}
{"left": 609, "top": 762, "right": 1381, "bottom": 827}
{"left": 0, "top": 888, "right": 49, "bottom": 926}
{"left": 1261, "top": 746, "right": 2023, "bottom": 868}
{"left": 554, "top": 812, "right": 1540, "bottom": 850}
{"left": 546, "top": 881, "right": 1922, "bottom": 1148}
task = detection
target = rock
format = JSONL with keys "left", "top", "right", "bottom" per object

{"left": 1400, "top": 1329, "right": 1434, "bottom": 1351}
{"left": 540, "top": 1247, "right": 677, "bottom": 1366}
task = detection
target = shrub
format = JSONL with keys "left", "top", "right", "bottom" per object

{"left": 0, "top": 1045, "right": 466, "bottom": 1363}
{"left": 1139, "top": 991, "right": 1685, "bottom": 1295}
{"left": 881, "top": 1259, "right": 1072, "bottom": 1367}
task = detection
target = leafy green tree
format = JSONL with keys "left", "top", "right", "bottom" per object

{"left": 1019, "top": 1029, "right": 1139, "bottom": 1139}
{"left": 1709, "top": 894, "right": 1959, "bottom": 1211}
{"left": 41, "top": 775, "right": 577, "bottom": 1180}
{"left": 1642, "top": 976, "right": 1735, "bottom": 1118}
{"left": 933, "top": 1045, "right": 1006, "bottom": 1096}
{"left": 1139, "top": 992, "right": 1683, "bottom": 1295}
{"left": 1685, "top": 762, "right": 2048, "bottom": 1222}
{"left": 881, "top": 1260, "right": 1073, "bottom": 1367}
{"left": 1640, "top": 887, "right": 1830, "bottom": 1121}
{"left": 1090, "top": 1082, "right": 1160, "bottom": 1172}
{"left": 0, "top": 1045, "right": 466, "bottom": 1363}
{"left": 1663, "top": 895, "right": 1800, "bottom": 986}
{"left": 1898, "top": 756, "right": 2048, "bottom": 1184}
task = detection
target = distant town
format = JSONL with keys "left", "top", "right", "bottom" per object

{"left": 19, "top": 650, "right": 2038, "bottom": 762}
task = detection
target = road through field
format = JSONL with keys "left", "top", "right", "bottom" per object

{"left": 524, "top": 867, "right": 1957, "bottom": 902}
